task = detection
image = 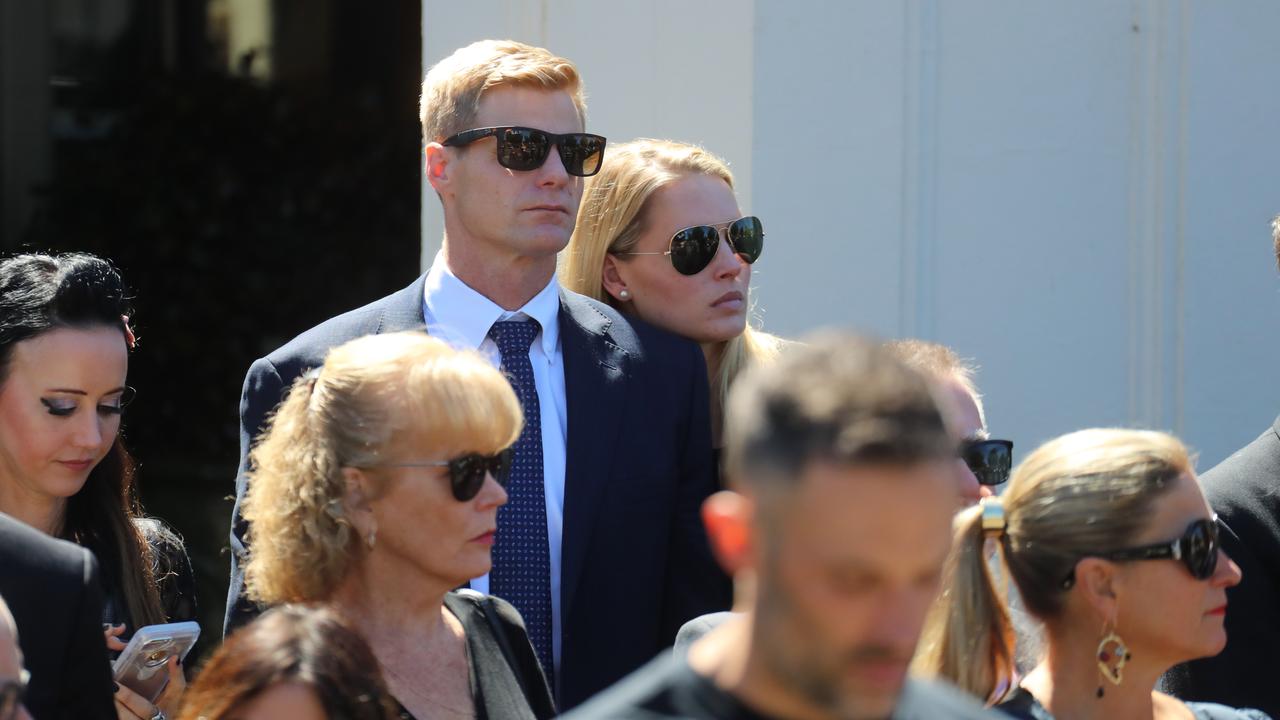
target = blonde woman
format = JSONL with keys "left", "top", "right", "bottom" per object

{"left": 241, "top": 332, "right": 554, "bottom": 720}
{"left": 562, "top": 139, "right": 785, "bottom": 453}
{"left": 914, "top": 429, "right": 1268, "bottom": 720}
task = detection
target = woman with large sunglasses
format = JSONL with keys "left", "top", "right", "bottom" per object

{"left": 562, "top": 139, "right": 786, "bottom": 458}
{"left": 240, "top": 332, "right": 554, "bottom": 720}
{"left": 0, "top": 253, "right": 196, "bottom": 719}
{"left": 913, "top": 428, "right": 1270, "bottom": 720}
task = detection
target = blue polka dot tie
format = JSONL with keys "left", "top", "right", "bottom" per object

{"left": 488, "top": 319, "right": 554, "bottom": 687}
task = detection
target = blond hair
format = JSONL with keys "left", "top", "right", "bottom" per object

{"left": 561, "top": 138, "right": 786, "bottom": 414}
{"left": 913, "top": 429, "right": 1192, "bottom": 702}
{"left": 884, "top": 339, "right": 985, "bottom": 429}
{"left": 242, "top": 332, "right": 522, "bottom": 605}
{"left": 420, "top": 39, "right": 586, "bottom": 144}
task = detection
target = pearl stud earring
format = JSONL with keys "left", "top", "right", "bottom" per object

{"left": 619, "top": 289, "right": 631, "bottom": 300}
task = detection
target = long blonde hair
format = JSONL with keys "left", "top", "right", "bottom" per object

{"left": 561, "top": 138, "right": 785, "bottom": 415}
{"left": 912, "top": 428, "right": 1192, "bottom": 702}
{"left": 242, "top": 332, "right": 522, "bottom": 605}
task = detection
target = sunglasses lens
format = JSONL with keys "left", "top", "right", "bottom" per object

{"left": 559, "top": 134, "right": 606, "bottom": 176}
{"left": 448, "top": 455, "right": 487, "bottom": 502}
{"left": 496, "top": 128, "right": 551, "bottom": 171}
{"left": 963, "top": 441, "right": 1013, "bottom": 486}
{"left": 728, "top": 216, "right": 764, "bottom": 264}
{"left": 1185, "top": 520, "right": 1219, "bottom": 579}
{"left": 669, "top": 225, "right": 720, "bottom": 275}
{"left": 492, "top": 449, "right": 513, "bottom": 488}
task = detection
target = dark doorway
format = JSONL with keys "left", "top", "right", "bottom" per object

{"left": 1, "top": 0, "right": 423, "bottom": 661}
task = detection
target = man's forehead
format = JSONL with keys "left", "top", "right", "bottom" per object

{"left": 473, "top": 86, "right": 584, "bottom": 133}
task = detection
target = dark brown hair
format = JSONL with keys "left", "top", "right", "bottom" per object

{"left": 177, "top": 604, "right": 398, "bottom": 720}
{"left": 0, "top": 252, "right": 164, "bottom": 627}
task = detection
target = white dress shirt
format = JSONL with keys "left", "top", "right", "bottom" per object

{"left": 420, "top": 253, "right": 567, "bottom": 672}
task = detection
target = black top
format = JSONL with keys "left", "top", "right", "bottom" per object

{"left": 395, "top": 592, "right": 555, "bottom": 720}
{"left": 561, "top": 653, "right": 1006, "bottom": 719}
{"left": 0, "top": 512, "right": 116, "bottom": 720}
{"left": 99, "top": 518, "right": 198, "bottom": 635}
{"left": 997, "top": 687, "right": 1272, "bottom": 720}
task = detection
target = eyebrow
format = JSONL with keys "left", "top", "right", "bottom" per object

{"left": 46, "top": 386, "right": 127, "bottom": 396}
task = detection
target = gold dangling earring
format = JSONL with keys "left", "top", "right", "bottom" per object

{"left": 1095, "top": 620, "right": 1131, "bottom": 698}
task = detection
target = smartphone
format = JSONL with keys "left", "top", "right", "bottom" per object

{"left": 111, "top": 621, "right": 200, "bottom": 702}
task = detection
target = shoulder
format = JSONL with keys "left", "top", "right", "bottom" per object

{"left": 559, "top": 654, "right": 698, "bottom": 720}
{"left": 0, "top": 513, "right": 95, "bottom": 586}
{"left": 1200, "top": 420, "right": 1280, "bottom": 501}
{"left": 1189, "top": 702, "right": 1275, "bottom": 720}
{"left": 895, "top": 678, "right": 1010, "bottom": 719}
{"left": 258, "top": 276, "right": 427, "bottom": 380}
{"left": 673, "top": 612, "right": 736, "bottom": 654}
{"left": 559, "top": 289, "right": 702, "bottom": 367}
{"left": 133, "top": 518, "right": 189, "bottom": 564}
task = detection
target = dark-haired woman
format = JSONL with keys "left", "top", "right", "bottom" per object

{"left": 914, "top": 429, "right": 1270, "bottom": 720}
{"left": 0, "top": 252, "right": 196, "bottom": 719}
{"left": 177, "top": 604, "right": 398, "bottom": 720}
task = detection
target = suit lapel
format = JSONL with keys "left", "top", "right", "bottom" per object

{"left": 376, "top": 274, "right": 430, "bottom": 334}
{"left": 558, "top": 291, "right": 628, "bottom": 622}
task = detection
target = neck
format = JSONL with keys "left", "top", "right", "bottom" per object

{"left": 329, "top": 552, "right": 455, "bottom": 648}
{"left": 701, "top": 341, "right": 727, "bottom": 447}
{"left": 689, "top": 611, "right": 836, "bottom": 720}
{"left": 441, "top": 234, "right": 557, "bottom": 311}
{"left": 1021, "top": 626, "right": 1172, "bottom": 720}
{"left": 0, "top": 478, "right": 67, "bottom": 536}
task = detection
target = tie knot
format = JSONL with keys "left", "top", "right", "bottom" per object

{"left": 489, "top": 319, "right": 540, "bottom": 357}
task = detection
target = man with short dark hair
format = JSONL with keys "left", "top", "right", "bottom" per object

{"left": 566, "top": 333, "right": 999, "bottom": 719}
{"left": 1162, "top": 216, "right": 1280, "bottom": 716}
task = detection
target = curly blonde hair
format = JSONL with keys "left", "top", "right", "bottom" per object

{"left": 242, "top": 332, "right": 522, "bottom": 605}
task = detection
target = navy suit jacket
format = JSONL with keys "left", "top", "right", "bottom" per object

{"left": 1161, "top": 416, "right": 1280, "bottom": 716}
{"left": 0, "top": 512, "right": 115, "bottom": 720}
{"left": 225, "top": 275, "right": 731, "bottom": 709}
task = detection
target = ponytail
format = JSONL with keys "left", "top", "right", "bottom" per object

{"left": 912, "top": 501, "right": 1017, "bottom": 703}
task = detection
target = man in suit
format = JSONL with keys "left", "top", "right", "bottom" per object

{"left": 1161, "top": 216, "right": 1280, "bottom": 716}
{"left": 225, "top": 39, "right": 730, "bottom": 709}
{"left": 0, "top": 512, "right": 114, "bottom": 719}
{"left": 565, "top": 333, "right": 1001, "bottom": 719}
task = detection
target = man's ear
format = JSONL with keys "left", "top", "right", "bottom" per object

{"left": 424, "top": 141, "right": 452, "bottom": 194}
{"left": 601, "top": 254, "right": 630, "bottom": 303}
{"left": 702, "top": 491, "right": 754, "bottom": 577}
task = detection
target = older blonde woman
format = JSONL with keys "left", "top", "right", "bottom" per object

{"left": 914, "top": 429, "right": 1268, "bottom": 720}
{"left": 562, "top": 139, "right": 785, "bottom": 452}
{"left": 241, "top": 332, "right": 554, "bottom": 720}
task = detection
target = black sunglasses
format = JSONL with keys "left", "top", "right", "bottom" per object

{"left": 0, "top": 670, "right": 28, "bottom": 720}
{"left": 441, "top": 126, "right": 606, "bottom": 177}
{"left": 379, "top": 449, "right": 513, "bottom": 502}
{"left": 1062, "top": 516, "right": 1222, "bottom": 589}
{"left": 616, "top": 216, "right": 765, "bottom": 276}
{"left": 961, "top": 439, "right": 1013, "bottom": 486}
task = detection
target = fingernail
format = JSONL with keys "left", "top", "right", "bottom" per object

{"left": 102, "top": 623, "right": 111, "bottom": 631}
{"left": 113, "top": 682, "right": 120, "bottom": 692}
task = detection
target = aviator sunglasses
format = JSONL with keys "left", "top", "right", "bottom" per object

{"left": 442, "top": 126, "right": 607, "bottom": 177}
{"left": 1062, "top": 516, "right": 1222, "bottom": 589}
{"left": 378, "top": 449, "right": 513, "bottom": 502}
{"left": 616, "top": 216, "right": 765, "bottom": 276}
{"left": 961, "top": 439, "right": 1014, "bottom": 486}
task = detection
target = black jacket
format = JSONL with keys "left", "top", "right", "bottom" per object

{"left": 0, "top": 512, "right": 115, "bottom": 720}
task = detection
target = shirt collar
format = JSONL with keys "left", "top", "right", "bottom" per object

{"left": 422, "top": 252, "right": 561, "bottom": 358}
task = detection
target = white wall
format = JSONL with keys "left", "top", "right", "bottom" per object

{"left": 422, "top": 0, "right": 1280, "bottom": 468}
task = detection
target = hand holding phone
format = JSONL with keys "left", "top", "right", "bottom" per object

{"left": 112, "top": 621, "right": 200, "bottom": 703}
